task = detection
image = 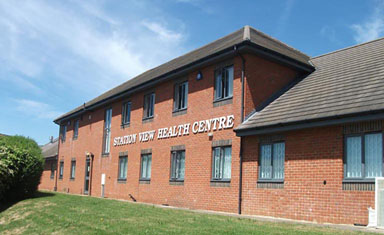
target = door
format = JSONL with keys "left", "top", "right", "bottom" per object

{"left": 84, "top": 158, "right": 91, "bottom": 195}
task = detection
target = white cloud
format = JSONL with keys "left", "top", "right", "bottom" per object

{"left": 351, "top": 1, "right": 384, "bottom": 43}
{"left": 13, "top": 99, "right": 62, "bottom": 119}
{"left": 0, "top": 0, "right": 187, "bottom": 96}
{"left": 275, "top": 0, "right": 295, "bottom": 36}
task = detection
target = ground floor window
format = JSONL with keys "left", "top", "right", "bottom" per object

{"left": 259, "top": 142, "right": 285, "bottom": 181}
{"left": 212, "top": 146, "right": 231, "bottom": 181}
{"left": 170, "top": 150, "right": 185, "bottom": 181}
{"left": 70, "top": 160, "right": 76, "bottom": 179}
{"left": 118, "top": 156, "right": 128, "bottom": 180}
{"left": 140, "top": 154, "right": 152, "bottom": 180}
{"left": 345, "top": 133, "right": 383, "bottom": 179}
{"left": 59, "top": 161, "right": 64, "bottom": 179}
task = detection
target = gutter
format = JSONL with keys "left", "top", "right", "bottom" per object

{"left": 235, "top": 110, "right": 384, "bottom": 137}
{"left": 54, "top": 42, "right": 314, "bottom": 124}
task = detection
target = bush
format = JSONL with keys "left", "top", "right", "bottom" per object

{"left": 0, "top": 135, "right": 44, "bottom": 202}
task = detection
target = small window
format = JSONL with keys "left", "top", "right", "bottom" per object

{"left": 118, "top": 156, "right": 128, "bottom": 180}
{"left": 122, "top": 102, "right": 131, "bottom": 126}
{"left": 140, "top": 154, "right": 152, "bottom": 180}
{"left": 143, "top": 93, "right": 155, "bottom": 119}
{"left": 60, "top": 125, "right": 67, "bottom": 143}
{"left": 102, "top": 108, "right": 112, "bottom": 154}
{"left": 170, "top": 150, "right": 185, "bottom": 181}
{"left": 345, "top": 133, "right": 383, "bottom": 180}
{"left": 259, "top": 142, "right": 285, "bottom": 181}
{"left": 70, "top": 160, "right": 76, "bottom": 179}
{"left": 50, "top": 162, "right": 56, "bottom": 179}
{"left": 73, "top": 119, "right": 79, "bottom": 140}
{"left": 59, "top": 161, "right": 64, "bottom": 179}
{"left": 214, "top": 66, "right": 233, "bottom": 101}
{"left": 174, "top": 81, "right": 188, "bottom": 111}
{"left": 212, "top": 146, "right": 231, "bottom": 181}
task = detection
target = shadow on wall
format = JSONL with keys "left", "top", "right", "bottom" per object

{"left": 0, "top": 191, "right": 55, "bottom": 213}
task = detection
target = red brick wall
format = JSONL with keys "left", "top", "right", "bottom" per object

{"left": 38, "top": 158, "right": 56, "bottom": 191}
{"left": 243, "top": 54, "right": 299, "bottom": 117}
{"left": 242, "top": 125, "right": 375, "bottom": 225}
{"left": 41, "top": 53, "right": 315, "bottom": 218}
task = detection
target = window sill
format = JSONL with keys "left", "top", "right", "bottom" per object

{"left": 169, "top": 180, "right": 184, "bottom": 186}
{"left": 172, "top": 109, "right": 187, "bottom": 117}
{"left": 101, "top": 153, "right": 109, "bottom": 158}
{"left": 70, "top": 178, "right": 75, "bottom": 181}
{"left": 210, "top": 180, "right": 230, "bottom": 187}
{"left": 117, "top": 179, "right": 127, "bottom": 183}
{"left": 59, "top": 177, "right": 63, "bottom": 180}
{"left": 257, "top": 181, "right": 284, "bottom": 189}
{"left": 121, "top": 123, "right": 130, "bottom": 129}
{"left": 342, "top": 181, "right": 375, "bottom": 191}
{"left": 142, "top": 117, "right": 154, "bottom": 124}
{"left": 257, "top": 179, "right": 284, "bottom": 183}
{"left": 213, "top": 97, "right": 233, "bottom": 107}
{"left": 342, "top": 179, "right": 375, "bottom": 183}
{"left": 139, "top": 179, "right": 150, "bottom": 184}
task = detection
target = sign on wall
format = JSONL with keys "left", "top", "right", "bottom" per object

{"left": 113, "top": 115, "right": 234, "bottom": 147}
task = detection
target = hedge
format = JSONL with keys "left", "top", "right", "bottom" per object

{"left": 0, "top": 135, "right": 44, "bottom": 202}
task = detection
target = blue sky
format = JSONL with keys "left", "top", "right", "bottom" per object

{"left": 0, "top": 0, "right": 383, "bottom": 145}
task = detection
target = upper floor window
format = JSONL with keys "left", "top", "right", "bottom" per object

{"left": 174, "top": 81, "right": 188, "bottom": 111}
{"left": 345, "top": 133, "right": 383, "bottom": 180}
{"left": 140, "top": 154, "right": 152, "bottom": 180}
{"left": 212, "top": 146, "right": 231, "bottom": 181}
{"left": 214, "top": 66, "right": 233, "bottom": 101}
{"left": 59, "top": 161, "right": 64, "bottom": 179}
{"left": 73, "top": 119, "right": 79, "bottom": 140}
{"left": 118, "top": 155, "right": 128, "bottom": 181}
{"left": 102, "top": 108, "right": 112, "bottom": 155}
{"left": 70, "top": 160, "right": 76, "bottom": 179}
{"left": 60, "top": 125, "right": 67, "bottom": 143}
{"left": 170, "top": 150, "right": 185, "bottom": 181}
{"left": 259, "top": 142, "right": 285, "bottom": 181}
{"left": 122, "top": 101, "right": 131, "bottom": 126}
{"left": 143, "top": 93, "right": 155, "bottom": 119}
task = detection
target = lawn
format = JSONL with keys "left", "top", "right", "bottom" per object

{"left": 0, "top": 191, "right": 372, "bottom": 234}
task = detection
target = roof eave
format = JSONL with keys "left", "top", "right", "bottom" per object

{"left": 54, "top": 41, "right": 314, "bottom": 124}
{"left": 235, "top": 110, "right": 384, "bottom": 137}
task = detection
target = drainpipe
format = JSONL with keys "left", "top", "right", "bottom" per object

{"left": 235, "top": 45, "right": 246, "bottom": 215}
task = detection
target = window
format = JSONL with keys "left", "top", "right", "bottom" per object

{"left": 122, "top": 102, "right": 131, "bottom": 126}
{"left": 73, "top": 119, "right": 79, "bottom": 140}
{"left": 345, "top": 133, "right": 383, "bottom": 180}
{"left": 60, "top": 125, "right": 67, "bottom": 143}
{"left": 118, "top": 156, "right": 128, "bottom": 180}
{"left": 143, "top": 93, "right": 155, "bottom": 119}
{"left": 212, "top": 146, "right": 231, "bottom": 181}
{"left": 259, "top": 142, "right": 285, "bottom": 181}
{"left": 50, "top": 162, "right": 55, "bottom": 179}
{"left": 170, "top": 150, "right": 185, "bottom": 181}
{"left": 70, "top": 160, "right": 76, "bottom": 179}
{"left": 174, "top": 81, "right": 188, "bottom": 111}
{"left": 140, "top": 154, "right": 152, "bottom": 180}
{"left": 214, "top": 66, "right": 233, "bottom": 100}
{"left": 59, "top": 161, "right": 64, "bottom": 179}
{"left": 102, "top": 108, "right": 112, "bottom": 154}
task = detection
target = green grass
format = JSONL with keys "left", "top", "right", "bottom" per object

{"left": 0, "top": 191, "right": 371, "bottom": 234}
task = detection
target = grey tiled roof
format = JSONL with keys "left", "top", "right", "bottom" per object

{"left": 41, "top": 138, "right": 58, "bottom": 159}
{"left": 54, "top": 26, "right": 310, "bottom": 122}
{"left": 236, "top": 37, "right": 384, "bottom": 132}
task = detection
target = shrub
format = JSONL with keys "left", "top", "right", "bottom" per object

{"left": 0, "top": 135, "right": 44, "bottom": 202}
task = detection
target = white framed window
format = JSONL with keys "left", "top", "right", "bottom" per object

{"left": 118, "top": 156, "right": 128, "bottom": 180}
{"left": 170, "top": 150, "right": 185, "bottom": 181}
{"left": 174, "top": 81, "right": 188, "bottom": 111}
{"left": 212, "top": 146, "right": 231, "bottom": 181}
{"left": 140, "top": 154, "right": 152, "bottom": 180}
{"left": 259, "top": 142, "right": 285, "bottom": 181}
{"left": 214, "top": 66, "right": 233, "bottom": 100}
{"left": 143, "top": 93, "right": 155, "bottom": 119}
{"left": 102, "top": 108, "right": 112, "bottom": 154}
{"left": 122, "top": 101, "right": 131, "bottom": 125}
{"left": 70, "top": 160, "right": 76, "bottom": 179}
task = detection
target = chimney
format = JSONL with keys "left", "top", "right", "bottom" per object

{"left": 50, "top": 136, "right": 54, "bottom": 143}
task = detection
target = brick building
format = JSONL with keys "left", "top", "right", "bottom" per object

{"left": 42, "top": 26, "right": 384, "bottom": 225}
{"left": 39, "top": 137, "right": 58, "bottom": 191}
